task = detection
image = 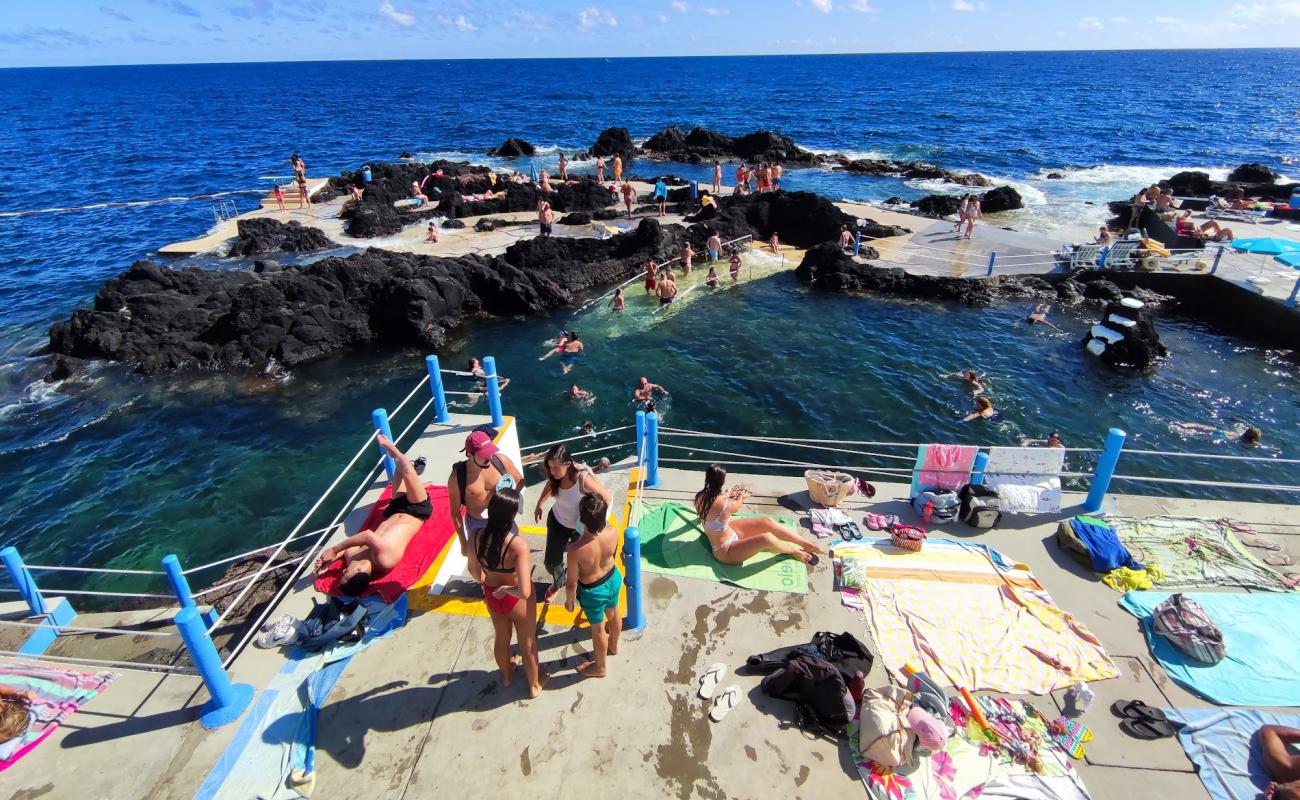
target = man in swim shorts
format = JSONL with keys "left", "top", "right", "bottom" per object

{"left": 706, "top": 231, "right": 722, "bottom": 262}
{"left": 448, "top": 430, "right": 524, "bottom": 556}
{"left": 538, "top": 199, "right": 554, "bottom": 237}
{"left": 657, "top": 271, "right": 678, "bottom": 305}
{"left": 316, "top": 435, "right": 429, "bottom": 596}
{"left": 564, "top": 494, "right": 623, "bottom": 677}
{"left": 558, "top": 332, "right": 584, "bottom": 374}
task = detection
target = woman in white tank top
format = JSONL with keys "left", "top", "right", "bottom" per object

{"left": 534, "top": 444, "right": 611, "bottom": 600}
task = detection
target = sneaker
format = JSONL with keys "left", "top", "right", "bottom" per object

{"left": 255, "top": 615, "right": 301, "bottom": 648}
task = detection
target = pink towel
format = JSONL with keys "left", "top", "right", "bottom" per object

{"left": 918, "top": 444, "right": 978, "bottom": 492}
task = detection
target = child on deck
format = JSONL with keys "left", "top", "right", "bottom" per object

{"left": 273, "top": 184, "right": 286, "bottom": 211}
{"left": 565, "top": 494, "right": 623, "bottom": 678}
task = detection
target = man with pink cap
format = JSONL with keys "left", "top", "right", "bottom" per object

{"left": 447, "top": 429, "right": 524, "bottom": 556}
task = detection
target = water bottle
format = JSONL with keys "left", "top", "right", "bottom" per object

{"left": 923, "top": 501, "right": 934, "bottom": 526}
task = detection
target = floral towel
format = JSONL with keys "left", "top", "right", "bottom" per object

{"left": 851, "top": 696, "right": 1090, "bottom": 800}
{"left": 1107, "top": 516, "right": 1290, "bottom": 592}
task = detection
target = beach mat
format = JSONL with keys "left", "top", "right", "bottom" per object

{"left": 636, "top": 502, "right": 808, "bottom": 593}
{"left": 1120, "top": 591, "right": 1300, "bottom": 706}
{"left": 0, "top": 663, "right": 114, "bottom": 771}
{"left": 1108, "top": 516, "right": 1289, "bottom": 592}
{"left": 1163, "top": 708, "right": 1300, "bottom": 800}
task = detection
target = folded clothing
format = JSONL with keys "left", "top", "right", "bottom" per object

{"left": 809, "top": 506, "right": 851, "bottom": 538}
{"left": 1070, "top": 519, "right": 1142, "bottom": 572}
{"left": 314, "top": 484, "right": 452, "bottom": 604}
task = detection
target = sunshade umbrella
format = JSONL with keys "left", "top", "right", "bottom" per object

{"left": 1275, "top": 251, "right": 1300, "bottom": 268}
{"left": 1231, "top": 238, "right": 1300, "bottom": 256}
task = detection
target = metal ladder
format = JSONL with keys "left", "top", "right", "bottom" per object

{"left": 210, "top": 199, "right": 238, "bottom": 227}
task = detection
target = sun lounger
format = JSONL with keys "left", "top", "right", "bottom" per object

{"left": 1062, "top": 243, "right": 1101, "bottom": 270}
{"left": 1099, "top": 240, "right": 1138, "bottom": 270}
{"left": 1205, "top": 196, "right": 1270, "bottom": 222}
{"left": 591, "top": 220, "right": 626, "bottom": 239}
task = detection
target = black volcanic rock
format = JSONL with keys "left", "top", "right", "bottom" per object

{"left": 912, "top": 195, "right": 962, "bottom": 217}
{"left": 639, "top": 126, "right": 819, "bottom": 165}
{"left": 1168, "top": 171, "right": 1213, "bottom": 195}
{"left": 442, "top": 219, "right": 465, "bottom": 229}
{"left": 228, "top": 218, "right": 333, "bottom": 257}
{"left": 715, "top": 191, "right": 885, "bottom": 249}
{"left": 586, "top": 127, "right": 636, "bottom": 164}
{"left": 1228, "top": 163, "right": 1279, "bottom": 184}
{"left": 642, "top": 126, "right": 688, "bottom": 152}
{"left": 796, "top": 243, "right": 996, "bottom": 306}
{"left": 980, "top": 186, "right": 1024, "bottom": 213}
{"left": 835, "top": 157, "right": 991, "bottom": 187}
{"left": 559, "top": 211, "right": 592, "bottom": 225}
{"left": 488, "top": 138, "right": 536, "bottom": 157}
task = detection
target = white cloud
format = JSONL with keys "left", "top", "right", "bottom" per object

{"left": 1077, "top": 16, "right": 1103, "bottom": 29}
{"left": 951, "top": 0, "right": 987, "bottom": 10}
{"left": 453, "top": 14, "right": 475, "bottom": 31}
{"left": 671, "top": 0, "right": 689, "bottom": 11}
{"left": 703, "top": 6, "right": 729, "bottom": 15}
{"left": 850, "top": 0, "right": 877, "bottom": 11}
{"left": 810, "top": 0, "right": 832, "bottom": 11}
{"left": 1228, "top": 1, "right": 1300, "bottom": 18}
{"left": 659, "top": 13, "right": 669, "bottom": 22}
{"left": 1110, "top": 15, "right": 1130, "bottom": 22}
{"left": 377, "top": 0, "right": 414, "bottom": 26}
{"left": 578, "top": 6, "right": 618, "bottom": 29}
{"left": 504, "top": 11, "right": 550, "bottom": 29}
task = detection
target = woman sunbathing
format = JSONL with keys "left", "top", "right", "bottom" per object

{"left": 0, "top": 684, "right": 34, "bottom": 745}
{"left": 694, "top": 464, "right": 820, "bottom": 566}
{"left": 1175, "top": 211, "right": 1234, "bottom": 242}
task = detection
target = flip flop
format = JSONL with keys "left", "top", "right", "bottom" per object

{"left": 709, "top": 686, "right": 742, "bottom": 722}
{"left": 1243, "top": 536, "right": 1282, "bottom": 551}
{"left": 698, "top": 663, "right": 728, "bottom": 700}
{"left": 1119, "top": 717, "right": 1178, "bottom": 740}
{"left": 806, "top": 553, "right": 821, "bottom": 568}
{"left": 864, "top": 513, "right": 886, "bottom": 532}
{"left": 413, "top": 456, "right": 427, "bottom": 476}
{"left": 1265, "top": 554, "right": 1296, "bottom": 567}
{"left": 1109, "top": 699, "right": 1169, "bottom": 723}
{"left": 1281, "top": 573, "right": 1300, "bottom": 590}
{"left": 1218, "top": 518, "right": 1255, "bottom": 533}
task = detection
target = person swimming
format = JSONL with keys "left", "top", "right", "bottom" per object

{"left": 944, "top": 368, "right": 986, "bottom": 394}
{"left": 960, "top": 395, "right": 997, "bottom": 423}
{"left": 557, "top": 332, "right": 584, "bottom": 374}
{"left": 610, "top": 287, "right": 625, "bottom": 311}
{"left": 566, "top": 383, "right": 594, "bottom": 402}
{"left": 1026, "top": 303, "right": 1061, "bottom": 331}
{"left": 1172, "top": 422, "right": 1262, "bottom": 445}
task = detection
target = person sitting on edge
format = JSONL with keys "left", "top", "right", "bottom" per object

{"left": 654, "top": 178, "right": 668, "bottom": 217}
{"left": 633, "top": 376, "right": 668, "bottom": 405}
{"left": 657, "top": 270, "right": 678, "bottom": 306}
{"left": 1096, "top": 226, "right": 1114, "bottom": 246}
{"left": 839, "top": 225, "right": 854, "bottom": 252}
{"left": 695, "top": 464, "right": 820, "bottom": 566}
{"left": 729, "top": 251, "right": 742, "bottom": 282}
{"left": 565, "top": 494, "right": 624, "bottom": 678}
{"left": 680, "top": 242, "right": 695, "bottom": 275}
{"left": 566, "top": 383, "right": 594, "bottom": 402}
{"left": 769, "top": 232, "right": 781, "bottom": 254}
{"left": 1258, "top": 725, "right": 1300, "bottom": 800}
{"left": 610, "top": 287, "right": 625, "bottom": 311}
{"left": 539, "top": 170, "right": 553, "bottom": 193}
{"left": 411, "top": 180, "right": 429, "bottom": 206}
{"left": 961, "top": 396, "right": 997, "bottom": 423}
{"left": 448, "top": 430, "right": 524, "bottom": 557}
{"left": 1026, "top": 303, "right": 1061, "bottom": 331}
{"left": 705, "top": 265, "right": 720, "bottom": 288}
{"left": 425, "top": 222, "right": 439, "bottom": 243}
{"left": 706, "top": 231, "right": 722, "bottom": 262}
{"left": 943, "top": 368, "right": 986, "bottom": 393}
{"left": 620, "top": 179, "right": 636, "bottom": 219}
{"left": 316, "top": 434, "right": 429, "bottom": 596}
{"left": 533, "top": 444, "right": 612, "bottom": 602}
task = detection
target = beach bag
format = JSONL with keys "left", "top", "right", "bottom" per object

{"left": 1055, "top": 521, "right": 1095, "bottom": 570}
{"left": 805, "top": 470, "right": 855, "bottom": 508}
{"left": 297, "top": 596, "right": 369, "bottom": 652}
{"left": 857, "top": 686, "right": 918, "bottom": 769}
{"left": 1152, "top": 593, "right": 1226, "bottom": 665}
{"left": 760, "top": 652, "right": 853, "bottom": 738}
{"left": 911, "top": 489, "right": 959, "bottom": 523}
{"left": 959, "top": 484, "right": 1002, "bottom": 529}
{"left": 890, "top": 524, "right": 927, "bottom": 552}
{"left": 746, "top": 631, "right": 875, "bottom": 683}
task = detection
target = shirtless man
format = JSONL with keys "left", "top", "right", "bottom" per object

{"left": 447, "top": 430, "right": 524, "bottom": 556}
{"left": 613, "top": 154, "right": 623, "bottom": 183}
{"left": 564, "top": 494, "right": 623, "bottom": 677}
{"left": 706, "top": 231, "right": 722, "bottom": 262}
{"left": 316, "top": 435, "right": 428, "bottom": 596}
{"left": 772, "top": 163, "right": 783, "bottom": 190}
{"left": 558, "top": 333, "right": 584, "bottom": 374}
{"left": 620, "top": 180, "right": 636, "bottom": 218}
{"left": 632, "top": 376, "right": 668, "bottom": 404}
{"left": 1259, "top": 726, "right": 1300, "bottom": 800}
{"left": 538, "top": 199, "right": 554, "bottom": 237}
{"left": 657, "top": 270, "right": 678, "bottom": 306}
{"left": 1026, "top": 303, "right": 1061, "bottom": 331}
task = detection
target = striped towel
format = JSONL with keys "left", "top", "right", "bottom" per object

{"left": 0, "top": 662, "right": 115, "bottom": 768}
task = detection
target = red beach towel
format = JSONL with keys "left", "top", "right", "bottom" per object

{"left": 314, "top": 484, "right": 452, "bottom": 604}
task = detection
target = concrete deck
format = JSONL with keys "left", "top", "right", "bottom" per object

{"left": 6, "top": 408, "right": 1300, "bottom": 798}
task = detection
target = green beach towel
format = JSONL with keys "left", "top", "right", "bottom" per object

{"left": 636, "top": 501, "right": 808, "bottom": 593}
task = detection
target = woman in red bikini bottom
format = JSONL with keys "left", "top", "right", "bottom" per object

{"left": 466, "top": 487, "right": 547, "bottom": 697}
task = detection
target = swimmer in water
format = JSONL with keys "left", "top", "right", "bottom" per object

{"left": 610, "top": 287, "right": 625, "bottom": 311}
{"left": 575, "top": 420, "right": 595, "bottom": 435}
{"left": 425, "top": 222, "right": 439, "bottom": 243}
{"left": 705, "top": 266, "right": 720, "bottom": 288}
{"left": 566, "top": 383, "right": 594, "bottom": 402}
{"left": 539, "top": 332, "right": 568, "bottom": 361}
{"left": 557, "top": 332, "right": 584, "bottom": 374}
{"left": 632, "top": 376, "right": 668, "bottom": 405}
{"left": 943, "top": 368, "right": 986, "bottom": 394}
{"left": 960, "top": 396, "right": 996, "bottom": 423}
{"left": 1172, "top": 422, "right": 1262, "bottom": 445}
{"left": 1026, "top": 303, "right": 1061, "bottom": 331}
{"left": 729, "top": 252, "right": 742, "bottom": 282}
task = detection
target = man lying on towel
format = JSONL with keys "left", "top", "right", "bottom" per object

{"left": 315, "top": 434, "right": 430, "bottom": 597}
{"left": 1261, "top": 725, "right": 1300, "bottom": 800}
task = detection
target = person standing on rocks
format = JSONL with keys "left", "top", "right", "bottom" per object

{"left": 772, "top": 163, "right": 783, "bottom": 190}
{"left": 839, "top": 225, "right": 854, "bottom": 252}
{"left": 712, "top": 161, "right": 722, "bottom": 194}
{"left": 613, "top": 154, "right": 623, "bottom": 183}
{"left": 538, "top": 198, "right": 554, "bottom": 237}
{"left": 596, "top": 156, "right": 606, "bottom": 183}
{"left": 558, "top": 152, "right": 569, "bottom": 181}
{"left": 620, "top": 179, "right": 636, "bottom": 219}
{"left": 654, "top": 178, "right": 668, "bottom": 217}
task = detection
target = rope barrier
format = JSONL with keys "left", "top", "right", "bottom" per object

{"left": 659, "top": 426, "right": 924, "bottom": 449}
{"left": 24, "top": 564, "right": 165, "bottom": 576}
{"left": 1121, "top": 449, "right": 1300, "bottom": 465}
{"left": 522, "top": 425, "right": 634, "bottom": 452}
{"left": 660, "top": 457, "right": 913, "bottom": 478}
{"left": 0, "top": 648, "right": 197, "bottom": 675}
{"left": 0, "top": 619, "right": 180, "bottom": 638}
{"left": 659, "top": 432, "right": 916, "bottom": 463}
{"left": 190, "top": 553, "right": 309, "bottom": 600}
{"left": 388, "top": 374, "right": 431, "bottom": 422}
{"left": 569, "top": 442, "right": 633, "bottom": 459}
{"left": 0, "top": 189, "right": 266, "bottom": 219}
{"left": 1110, "top": 475, "right": 1300, "bottom": 492}
{"left": 6, "top": 587, "right": 175, "bottom": 600}
{"left": 181, "top": 525, "right": 341, "bottom": 575}
{"left": 439, "top": 369, "right": 479, "bottom": 377}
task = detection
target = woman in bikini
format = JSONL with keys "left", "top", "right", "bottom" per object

{"left": 694, "top": 464, "right": 820, "bottom": 566}
{"left": 466, "top": 487, "right": 547, "bottom": 697}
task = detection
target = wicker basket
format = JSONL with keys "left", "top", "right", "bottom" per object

{"left": 805, "top": 469, "right": 855, "bottom": 507}
{"left": 890, "top": 526, "right": 926, "bottom": 552}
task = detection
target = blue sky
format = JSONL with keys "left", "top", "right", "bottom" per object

{"left": 2, "top": 0, "right": 1299, "bottom": 67}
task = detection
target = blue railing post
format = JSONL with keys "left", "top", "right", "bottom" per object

{"left": 635, "top": 409, "right": 647, "bottom": 461}
{"left": 1288, "top": 275, "right": 1300, "bottom": 308}
{"left": 645, "top": 412, "right": 660, "bottom": 488}
{"left": 426, "top": 355, "right": 451, "bottom": 424}
{"left": 173, "top": 606, "right": 254, "bottom": 729}
{"left": 986, "top": 251, "right": 997, "bottom": 276}
{"left": 1211, "top": 246, "right": 1223, "bottom": 275}
{"left": 691, "top": 181, "right": 698, "bottom": 200}
{"left": 483, "top": 355, "right": 505, "bottom": 428}
{"left": 0, "top": 546, "right": 46, "bottom": 616}
{"left": 853, "top": 230, "right": 862, "bottom": 257}
{"left": 162, "top": 555, "right": 218, "bottom": 629}
{"left": 372, "top": 408, "right": 396, "bottom": 480}
{"left": 970, "top": 451, "right": 989, "bottom": 486}
{"left": 1083, "top": 427, "right": 1127, "bottom": 513}
{"left": 623, "top": 525, "right": 646, "bottom": 632}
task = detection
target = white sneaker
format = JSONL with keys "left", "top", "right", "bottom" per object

{"left": 255, "top": 615, "right": 301, "bottom": 648}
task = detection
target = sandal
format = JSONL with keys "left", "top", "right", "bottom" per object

{"left": 1242, "top": 536, "right": 1282, "bottom": 552}
{"left": 1110, "top": 699, "right": 1169, "bottom": 723}
{"left": 413, "top": 456, "right": 427, "bottom": 475}
{"left": 1218, "top": 518, "right": 1254, "bottom": 533}
{"left": 864, "top": 513, "right": 887, "bottom": 532}
{"left": 1281, "top": 573, "right": 1300, "bottom": 589}
{"left": 837, "top": 521, "right": 863, "bottom": 541}
{"left": 1265, "top": 553, "right": 1296, "bottom": 567}
{"left": 1119, "top": 717, "right": 1178, "bottom": 740}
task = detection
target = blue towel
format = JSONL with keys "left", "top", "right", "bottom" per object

{"left": 1163, "top": 708, "right": 1300, "bottom": 800}
{"left": 1070, "top": 519, "right": 1141, "bottom": 572}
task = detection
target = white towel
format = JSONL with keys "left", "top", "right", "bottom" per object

{"left": 984, "top": 447, "right": 1065, "bottom": 513}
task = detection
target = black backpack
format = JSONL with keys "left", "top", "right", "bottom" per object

{"left": 958, "top": 483, "right": 1002, "bottom": 529}
{"left": 760, "top": 652, "right": 854, "bottom": 737}
{"left": 747, "top": 630, "right": 875, "bottom": 683}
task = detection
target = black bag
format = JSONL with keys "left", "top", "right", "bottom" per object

{"left": 958, "top": 483, "right": 1002, "bottom": 529}
{"left": 297, "top": 597, "right": 368, "bottom": 651}
{"left": 760, "top": 652, "right": 854, "bottom": 737}
{"left": 746, "top": 630, "right": 875, "bottom": 682}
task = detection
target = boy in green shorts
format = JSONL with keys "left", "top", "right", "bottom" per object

{"left": 564, "top": 493, "right": 623, "bottom": 677}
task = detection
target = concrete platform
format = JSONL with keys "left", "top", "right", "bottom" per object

{"left": 6, "top": 414, "right": 1300, "bottom": 799}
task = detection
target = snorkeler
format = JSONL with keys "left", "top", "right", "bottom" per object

{"left": 1026, "top": 304, "right": 1061, "bottom": 331}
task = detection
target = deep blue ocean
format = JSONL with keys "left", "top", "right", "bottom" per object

{"left": 0, "top": 51, "right": 1296, "bottom": 589}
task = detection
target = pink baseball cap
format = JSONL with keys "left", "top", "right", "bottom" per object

{"left": 907, "top": 706, "right": 948, "bottom": 752}
{"left": 462, "top": 430, "right": 499, "bottom": 460}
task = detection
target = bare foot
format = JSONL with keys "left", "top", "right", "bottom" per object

{"left": 576, "top": 660, "right": 607, "bottom": 678}
{"left": 792, "top": 549, "right": 814, "bottom": 564}
{"left": 502, "top": 656, "right": 520, "bottom": 688}
{"left": 607, "top": 642, "right": 619, "bottom": 656}
{"left": 529, "top": 670, "right": 552, "bottom": 698}
{"left": 803, "top": 541, "right": 825, "bottom": 555}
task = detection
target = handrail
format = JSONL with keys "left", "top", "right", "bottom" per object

{"left": 0, "top": 587, "right": 175, "bottom": 600}
{"left": 24, "top": 564, "right": 165, "bottom": 576}
{"left": 1120, "top": 448, "right": 1300, "bottom": 465}
{"left": 659, "top": 432, "right": 916, "bottom": 462}
{"left": 1110, "top": 475, "right": 1300, "bottom": 492}
{"left": 660, "top": 426, "right": 923, "bottom": 448}
{"left": 190, "top": 553, "right": 309, "bottom": 600}
{"left": 180, "top": 525, "right": 341, "bottom": 575}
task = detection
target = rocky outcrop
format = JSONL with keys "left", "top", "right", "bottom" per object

{"left": 1082, "top": 298, "right": 1167, "bottom": 370}
{"left": 488, "top": 138, "right": 536, "bottom": 157}
{"left": 714, "top": 191, "right": 907, "bottom": 249}
{"left": 581, "top": 127, "right": 637, "bottom": 164}
{"left": 227, "top": 218, "right": 334, "bottom": 257}
{"left": 1161, "top": 166, "right": 1295, "bottom": 201}
{"left": 797, "top": 243, "right": 999, "bottom": 305}
{"left": 911, "top": 185, "right": 1023, "bottom": 217}
{"left": 639, "top": 126, "right": 820, "bottom": 165}
{"left": 834, "top": 157, "right": 992, "bottom": 188}
{"left": 1228, "top": 163, "right": 1280, "bottom": 184}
